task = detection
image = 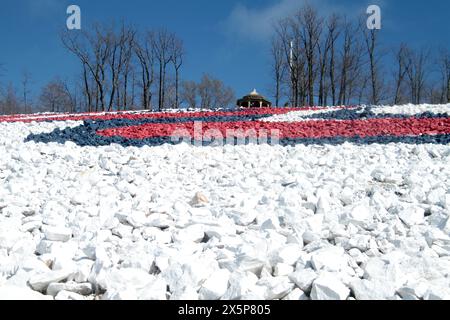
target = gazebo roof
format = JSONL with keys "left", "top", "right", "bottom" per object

{"left": 237, "top": 89, "right": 271, "bottom": 103}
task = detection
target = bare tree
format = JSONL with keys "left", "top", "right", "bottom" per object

{"left": 1, "top": 83, "right": 20, "bottom": 115}
{"left": 106, "top": 24, "right": 136, "bottom": 111}
{"left": 171, "top": 37, "right": 184, "bottom": 109}
{"left": 198, "top": 74, "right": 213, "bottom": 109}
{"left": 39, "top": 78, "right": 74, "bottom": 113}
{"left": 211, "top": 78, "right": 235, "bottom": 109}
{"left": 439, "top": 49, "right": 450, "bottom": 103}
{"left": 61, "top": 25, "right": 111, "bottom": 112}
{"left": 152, "top": 29, "right": 175, "bottom": 110}
{"left": 21, "top": 71, "right": 32, "bottom": 114}
{"left": 135, "top": 31, "right": 155, "bottom": 110}
{"left": 406, "top": 48, "right": 429, "bottom": 104}
{"left": 119, "top": 24, "right": 136, "bottom": 111}
{"left": 197, "top": 74, "right": 235, "bottom": 109}
{"left": 181, "top": 80, "right": 197, "bottom": 108}
{"left": 392, "top": 44, "right": 410, "bottom": 105}
{"left": 270, "top": 36, "right": 286, "bottom": 107}
{"left": 317, "top": 14, "right": 340, "bottom": 106}
{"left": 325, "top": 14, "right": 341, "bottom": 106}
{"left": 297, "top": 5, "right": 323, "bottom": 106}
{"left": 338, "top": 20, "right": 357, "bottom": 105}
{"left": 363, "top": 25, "right": 382, "bottom": 105}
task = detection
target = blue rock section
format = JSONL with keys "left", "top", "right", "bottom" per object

{"left": 25, "top": 107, "right": 450, "bottom": 148}
{"left": 303, "top": 106, "right": 449, "bottom": 121}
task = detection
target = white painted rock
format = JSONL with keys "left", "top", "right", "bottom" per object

{"left": 256, "top": 276, "right": 295, "bottom": 300}
{"left": 310, "top": 273, "right": 350, "bottom": 300}
{"left": 398, "top": 206, "right": 425, "bottom": 227}
{"left": 229, "top": 209, "right": 258, "bottom": 227}
{"left": 273, "top": 263, "right": 294, "bottom": 277}
{"left": 423, "top": 286, "right": 450, "bottom": 300}
{"left": 55, "top": 290, "right": 90, "bottom": 300}
{"left": 138, "top": 277, "right": 168, "bottom": 300}
{"left": 222, "top": 272, "right": 259, "bottom": 300}
{"left": 199, "top": 269, "right": 231, "bottom": 300}
{"left": 28, "top": 269, "right": 74, "bottom": 292}
{"left": 103, "top": 268, "right": 167, "bottom": 300}
{"left": 348, "top": 205, "right": 373, "bottom": 226}
{"left": 339, "top": 187, "right": 354, "bottom": 206}
{"left": 311, "top": 247, "right": 348, "bottom": 272}
{"left": 275, "top": 244, "right": 303, "bottom": 266}
{"left": 172, "top": 224, "right": 205, "bottom": 243}
{"left": 46, "top": 280, "right": 93, "bottom": 296}
{"left": 282, "top": 288, "right": 308, "bottom": 300}
{"left": 69, "top": 260, "right": 94, "bottom": 283}
{"left": 289, "top": 268, "right": 318, "bottom": 291}
{"left": 350, "top": 279, "right": 396, "bottom": 300}
{"left": 0, "top": 285, "right": 53, "bottom": 300}
{"left": 42, "top": 226, "right": 72, "bottom": 242}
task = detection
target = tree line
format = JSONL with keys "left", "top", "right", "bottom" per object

{"left": 269, "top": 4, "right": 450, "bottom": 107}
{"left": 0, "top": 22, "right": 235, "bottom": 115}
{"left": 2, "top": 6, "right": 450, "bottom": 115}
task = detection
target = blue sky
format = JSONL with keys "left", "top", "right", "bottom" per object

{"left": 0, "top": 0, "right": 449, "bottom": 100}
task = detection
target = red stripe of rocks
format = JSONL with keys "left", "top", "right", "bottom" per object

{"left": 97, "top": 117, "right": 450, "bottom": 139}
{"left": 0, "top": 106, "right": 354, "bottom": 123}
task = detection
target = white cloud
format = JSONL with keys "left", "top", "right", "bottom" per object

{"left": 224, "top": 0, "right": 321, "bottom": 42}
{"left": 223, "top": 0, "right": 371, "bottom": 43}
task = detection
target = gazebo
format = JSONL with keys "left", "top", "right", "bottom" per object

{"left": 237, "top": 89, "right": 272, "bottom": 108}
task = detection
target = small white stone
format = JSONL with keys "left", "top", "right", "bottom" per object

{"left": 43, "top": 226, "right": 72, "bottom": 242}
{"left": 138, "top": 277, "right": 168, "bottom": 300}
{"left": 260, "top": 218, "right": 277, "bottom": 231}
{"left": 222, "top": 272, "right": 259, "bottom": 300}
{"left": 190, "top": 192, "right": 209, "bottom": 207}
{"left": 315, "top": 193, "right": 331, "bottom": 215}
{"left": 69, "top": 260, "right": 94, "bottom": 283}
{"left": 170, "top": 286, "right": 199, "bottom": 300}
{"left": 172, "top": 224, "right": 205, "bottom": 243}
{"left": 28, "top": 269, "right": 74, "bottom": 292}
{"left": 423, "top": 286, "right": 450, "bottom": 300}
{"left": 397, "top": 287, "right": 420, "bottom": 300}
{"left": 47, "top": 281, "right": 93, "bottom": 296}
{"left": 399, "top": 206, "right": 425, "bottom": 227}
{"left": 339, "top": 187, "right": 354, "bottom": 206}
{"left": 55, "top": 290, "right": 90, "bottom": 300}
{"left": 199, "top": 269, "right": 231, "bottom": 300}
{"left": 230, "top": 209, "right": 258, "bottom": 226}
{"left": 350, "top": 279, "right": 396, "bottom": 300}
{"left": 142, "top": 227, "right": 172, "bottom": 244}
{"left": 311, "top": 247, "right": 348, "bottom": 272}
{"left": 310, "top": 273, "right": 349, "bottom": 300}
{"left": 275, "top": 244, "right": 303, "bottom": 266}
{"left": 273, "top": 263, "right": 294, "bottom": 277}
{"left": 256, "top": 276, "right": 295, "bottom": 300}
{"left": 348, "top": 205, "right": 373, "bottom": 226}
{"left": 282, "top": 288, "right": 308, "bottom": 300}
{"left": 289, "top": 268, "right": 317, "bottom": 291}
{"left": 0, "top": 286, "right": 53, "bottom": 300}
